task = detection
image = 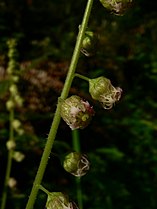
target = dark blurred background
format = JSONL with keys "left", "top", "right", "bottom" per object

{"left": 1, "top": 0, "right": 157, "bottom": 208}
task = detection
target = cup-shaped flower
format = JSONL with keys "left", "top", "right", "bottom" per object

{"left": 63, "top": 152, "right": 90, "bottom": 177}
{"left": 81, "top": 29, "right": 98, "bottom": 57}
{"left": 8, "top": 177, "right": 17, "bottom": 189}
{"left": 60, "top": 95, "right": 95, "bottom": 130}
{"left": 89, "top": 76, "right": 122, "bottom": 109}
{"left": 99, "top": 0, "right": 132, "bottom": 15}
{"left": 6, "top": 100, "right": 15, "bottom": 111}
{"left": 13, "top": 151, "right": 25, "bottom": 162}
{"left": 6, "top": 140, "right": 16, "bottom": 150}
{"left": 46, "top": 192, "right": 79, "bottom": 209}
{"left": 12, "top": 119, "right": 22, "bottom": 131}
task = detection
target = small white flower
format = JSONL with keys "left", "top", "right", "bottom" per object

{"left": 17, "top": 128, "right": 24, "bottom": 136}
{"left": 60, "top": 95, "right": 94, "bottom": 130}
{"left": 89, "top": 76, "right": 122, "bottom": 109}
{"left": 6, "top": 140, "right": 16, "bottom": 150}
{"left": 8, "top": 177, "right": 17, "bottom": 188}
{"left": 6, "top": 100, "right": 15, "bottom": 111}
{"left": 9, "top": 84, "right": 18, "bottom": 95}
{"left": 12, "top": 119, "right": 21, "bottom": 130}
{"left": 14, "top": 95, "right": 23, "bottom": 107}
{"left": 13, "top": 151, "right": 25, "bottom": 162}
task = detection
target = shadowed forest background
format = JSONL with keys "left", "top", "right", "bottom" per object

{"left": 1, "top": 0, "right": 157, "bottom": 208}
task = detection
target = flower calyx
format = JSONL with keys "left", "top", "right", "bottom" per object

{"left": 99, "top": 0, "right": 132, "bottom": 15}
{"left": 60, "top": 95, "right": 95, "bottom": 130}
{"left": 46, "top": 192, "right": 79, "bottom": 209}
{"left": 81, "top": 29, "right": 98, "bottom": 57}
{"left": 89, "top": 76, "right": 122, "bottom": 109}
{"left": 63, "top": 152, "right": 90, "bottom": 177}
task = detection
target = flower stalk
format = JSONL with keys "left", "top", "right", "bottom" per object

{"left": 72, "top": 130, "right": 83, "bottom": 209}
{"left": 74, "top": 73, "right": 90, "bottom": 82}
{"left": 25, "top": 0, "right": 94, "bottom": 208}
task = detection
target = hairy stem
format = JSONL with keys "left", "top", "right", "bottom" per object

{"left": 25, "top": 0, "right": 94, "bottom": 208}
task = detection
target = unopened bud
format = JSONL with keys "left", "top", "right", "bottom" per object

{"left": 12, "top": 119, "right": 21, "bottom": 130}
{"left": 63, "top": 152, "right": 90, "bottom": 177}
{"left": 46, "top": 192, "right": 78, "bottom": 209}
{"left": 6, "top": 140, "right": 16, "bottom": 150}
{"left": 13, "top": 151, "right": 25, "bottom": 162}
{"left": 81, "top": 30, "right": 98, "bottom": 57}
{"left": 60, "top": 95, "right": 95, "bottom": 130}
{"left": 12, "top": 75, "right": 19, "bottom": 82}
{"left": 6, "top": 100, "right": 15, "bottom": 111}
{"left": 89, "top": 76, "right": 122, "bottom": 109}
{"left": 99, "top": 0, "right": 132, "bottom": 15}
{"left": 9, "top": 84, "right": 18, "bottom": 95}
{"left": 16, "top": 128, "right": 24, "bottom": 136}
{"left": 14, "top": 95, "right": 23, "bottom": 107}
{"left": 8, "top": 177, "right": 17, "bottom": 189}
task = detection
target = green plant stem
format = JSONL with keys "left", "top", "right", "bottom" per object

{"left": 25, "top": 0, "right": 94, "bottom": 208}
{"left": 72, "top": 130, "right": 83, "bottom": 209}
{"left": 1, "top": 110, "right": 14, "bottom": 209}
{"left": 75, "top": 73, "right": 90, "bottom": 82}
{"left": 39, "top": 185, "right": 51, "bottom": 196}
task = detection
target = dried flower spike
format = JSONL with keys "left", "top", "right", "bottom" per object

{"left": 99, "top": 0, "right": 132, "bottom": 15}
{"left": 63, "top": 152, "right": 90, "bottom": 177}
{"left": 46, "top": 192, "right": 79, "bottom": 209}
{"left": 60, "top": 95, "right": 95, "bottom": 130}
{"left": 89, "top": 76, "right": 122, "bottom": 109}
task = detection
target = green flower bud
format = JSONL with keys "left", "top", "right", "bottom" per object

{"left": 8, "top": 60, "right": 18, "bottom": 70}
{"left": 14, "top": 95, "right": 23, "bottom": 107}
{"left": 9, "top": 84, "right": 18, "bottom": 96}
{"left": 6, "top": 100, "right": 15, "bottom": 111}
{"left": 12, "top": 75, "right": 19, "bottom": 82}
{"left": 12, "top": 119, "right": 21, "bottom": 130}
{"left": 81, "top": 30, "right": 98, "bottom": 57}
{"left": 6, "top": 140, "right": 16, "bottom": 150}
{"left": 7, "top": 66, "right": 13, "bottom": 74}
{"left": 13, "top": 151, "right": 25, "bottom": 162}
{"left": 99, "top": 0, "right": 132, "bottom": 15}
{"left": 60, "top": 95, "right": 95, "bottom": 130}
{"left": 46, "top": 192, "right": 79, "bottom": 209}
{"left": 16, "top": 128, "right": 24, "bottom": 136}
{"left": 8, "top": 177, "right": 17, "bottom": 189}
{"left": 89, "top": 76, "right": 122, "bottom": 109}
{"left": 63, "top": 152, "right": 90, "bottom": 177}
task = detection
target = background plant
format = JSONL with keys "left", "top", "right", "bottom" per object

{"left": 0, "top": 0, "right": 157, "bottom": 209}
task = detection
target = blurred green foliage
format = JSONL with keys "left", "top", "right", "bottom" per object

{"left": 1, "top": 0, "right": 157, "bottom": 209}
